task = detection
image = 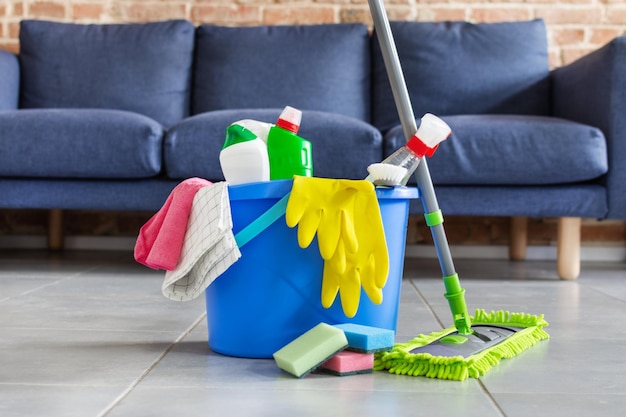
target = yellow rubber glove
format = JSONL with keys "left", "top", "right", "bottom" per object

{"left": 285, "top": 176, "right": 389, "bottom": 318}
{"left": 286, "top": 176, "right": 368, "bottom": 260}
{"left": 321, "top": 187, "right": 389, "bottom": 317}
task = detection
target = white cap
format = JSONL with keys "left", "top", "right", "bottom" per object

{"left": 276, "top": 105, "right": 302, "bottom": 134}
{"left": 416, "top": 113, "right": 452, "bottom": 148}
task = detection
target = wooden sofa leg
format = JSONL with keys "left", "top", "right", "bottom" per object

{"left": 48, "top": 209, "right": 64, "bottom": 251}
{"left": 557, "top": 217, "right": 581, "bottom": 280}
{"left": 509, "top": 216, "right": 528, "bottom": 261}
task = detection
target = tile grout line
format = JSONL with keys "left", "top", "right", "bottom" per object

{"left": 586, "top": 285, "right": 626, "bottom": 305}
{"left": 409, "top": 278, "right": 446, "bottom": 329}
{"left": 478, "top": 380, "right": 508, "bottom": 417}
{"left": 0, "top": 265, "right": 102, "bottom": 303}
{"left": 95, "top": 312, "right": 207, "bottom": 417}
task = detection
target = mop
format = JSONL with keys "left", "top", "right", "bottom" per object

{"left": 366, "top": 0, "right": 549, "bottom": 381}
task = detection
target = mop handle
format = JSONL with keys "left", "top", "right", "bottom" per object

{"left": 367, "top": 0, "right": 472, "bottom": 334}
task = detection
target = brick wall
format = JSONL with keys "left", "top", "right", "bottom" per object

{"left": 1, "top": 0, "right": 625, "bottom": 67}
{"left": 1, "top": 1, "right": 624, "bottom": 247}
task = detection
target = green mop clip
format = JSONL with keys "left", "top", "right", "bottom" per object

{"left": 367, "top": 0, "right": 549, "bottom": 381}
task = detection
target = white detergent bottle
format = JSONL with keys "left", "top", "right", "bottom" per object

{"left": 219, "top": 123, "right": 270, "bottom": 185}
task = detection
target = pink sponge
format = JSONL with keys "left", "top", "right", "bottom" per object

{"left": 318, "top": 351, "right": 374, "bottom": 376}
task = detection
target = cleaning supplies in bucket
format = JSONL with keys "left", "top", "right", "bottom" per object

{"left": 219, "top": 106, "right": 313, "bottom": 185}
{"left": 205, "top": 180, "right": 418, "bottom": 358}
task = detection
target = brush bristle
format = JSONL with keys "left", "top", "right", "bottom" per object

{"left": 367, "top": 163, "right": 407, "bottom": 186}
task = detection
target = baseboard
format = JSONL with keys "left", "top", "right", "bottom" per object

{"left": 0, "top": 235, "right": 136, "bottom": 251}
{"left": 405, "top": 244, "right": 626, "bottom": 262}
{"left": 1, "top": 235, "right": 624, "bottom": 262}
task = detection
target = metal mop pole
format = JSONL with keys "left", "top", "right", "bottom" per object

{"left": 368, "top": 0, "right": 472, "bottom": 334}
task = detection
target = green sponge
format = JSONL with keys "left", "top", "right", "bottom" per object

{"left": 273, "top": 323, "right": 348, "bottom": 378}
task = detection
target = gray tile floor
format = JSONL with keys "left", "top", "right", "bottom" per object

{"left": 1, "top": 249, "right": 625, "bottom": 416}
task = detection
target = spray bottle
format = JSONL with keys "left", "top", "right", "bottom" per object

{"left": 266, "top": 106, "right": 313, "bottom": 180}
{"left": 366, "top": 113, "right": 451, "bottom": 186}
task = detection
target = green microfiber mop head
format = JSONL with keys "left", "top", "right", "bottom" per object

{"left": 374, "top": 309, "right": 549, "bottom": 381}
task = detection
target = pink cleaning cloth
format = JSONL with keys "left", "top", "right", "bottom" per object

{"left": 134, "top": 177, "right": 212, "bottom": 270}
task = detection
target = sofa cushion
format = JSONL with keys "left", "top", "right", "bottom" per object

{"left": 0, "top": 109, "right": 163, "bottom": 179}
{"left": 0, "top": 178, "right": 180, "bottom": 211}
{"left": 0, "top": 50, "right": 19, "bottom": 110}
{"left": 19, "top": 19, "right": 195, "bottom": 127}
{"left": 372, "top": 20, "right": 551, "bottom": 132}
{"left": 193, "top": 24, "right": 371, "bottom": 122}
{"left": 164, "top": 109, "right": 382, "bottom": 180}
{"left": 383, "top": 115, "right": 608, "bottom": 185}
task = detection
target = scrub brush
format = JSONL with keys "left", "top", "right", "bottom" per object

{"left": 366, "top": 113, "right": 451, "bottom": 186}
{"left": 367, "top": 163, "right": 408, "bottom": 186}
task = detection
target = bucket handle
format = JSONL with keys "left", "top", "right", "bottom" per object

{"left": 233, "top": 192, "right": 291, "bottom": 248}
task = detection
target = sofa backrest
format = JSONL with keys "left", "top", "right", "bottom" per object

{"left": 192, "top": 23, "right": 371, "bottom": 122}
{"left": 371, "top": 19, "right": 551, "bottom": 133}
{"left": 18, "top": 19, "right": 195, "bottom": 127}
{"left": 0, "top": 49, "right": 19, "bottom": 110}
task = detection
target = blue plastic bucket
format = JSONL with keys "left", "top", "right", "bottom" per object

{"left": 205, "top": 179, "right": 418, "bottom": 358}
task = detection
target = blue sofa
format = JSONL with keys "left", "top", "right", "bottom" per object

{"left": 372, "top": 20, "right": 622, "bottom": 279}
{"left": 0, "top": 18, "right": 622, "bottom": 279}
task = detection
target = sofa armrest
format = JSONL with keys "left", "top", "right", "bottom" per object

{"left": 0, "top": 49, "right": 19, "bottom": 110}
{"left": 552, "top": 36, "right": 626, "bottom": 219}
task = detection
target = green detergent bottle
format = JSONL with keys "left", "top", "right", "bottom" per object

{"left": 266, "top": 106, "right": 313, "bottom": 180}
